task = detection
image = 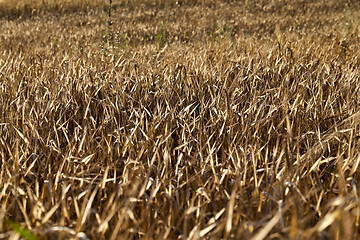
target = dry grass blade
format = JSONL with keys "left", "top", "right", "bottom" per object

{"left": 42, "top": 184, "right": 72, "bottom": 224}
{"left": 316, "top": 209, "right": 340, "bottom": 232}
{"left": 81, "top": 154, "right": 95, "bottom": 165}
{"left": 251, "top": 213, "right": 281, "bottom": 240}
{"left": 80, "top": 187, "right": 98, "bottom": 228}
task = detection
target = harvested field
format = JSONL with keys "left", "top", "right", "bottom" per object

{"left": 0, "top": 0, "right": 360, "bottom": 239}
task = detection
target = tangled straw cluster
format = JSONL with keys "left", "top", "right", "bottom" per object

{"left": 0, "top": 0, "right": 360, "bottom": 239}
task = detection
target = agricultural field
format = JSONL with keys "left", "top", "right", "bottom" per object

{"left": 0, "top": 0, "right": 360, "bottom": 239}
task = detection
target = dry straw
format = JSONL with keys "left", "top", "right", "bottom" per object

{"left": 0, "top": 0, "right": 360, "bottom": 239}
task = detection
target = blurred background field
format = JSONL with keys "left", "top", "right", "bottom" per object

{"left": 1, "top": 0, "right": 360, "bottom": 239}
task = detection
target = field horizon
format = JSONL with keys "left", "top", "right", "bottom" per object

{"left": 1, "top": 0, "right": 360, "bottom": 239}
